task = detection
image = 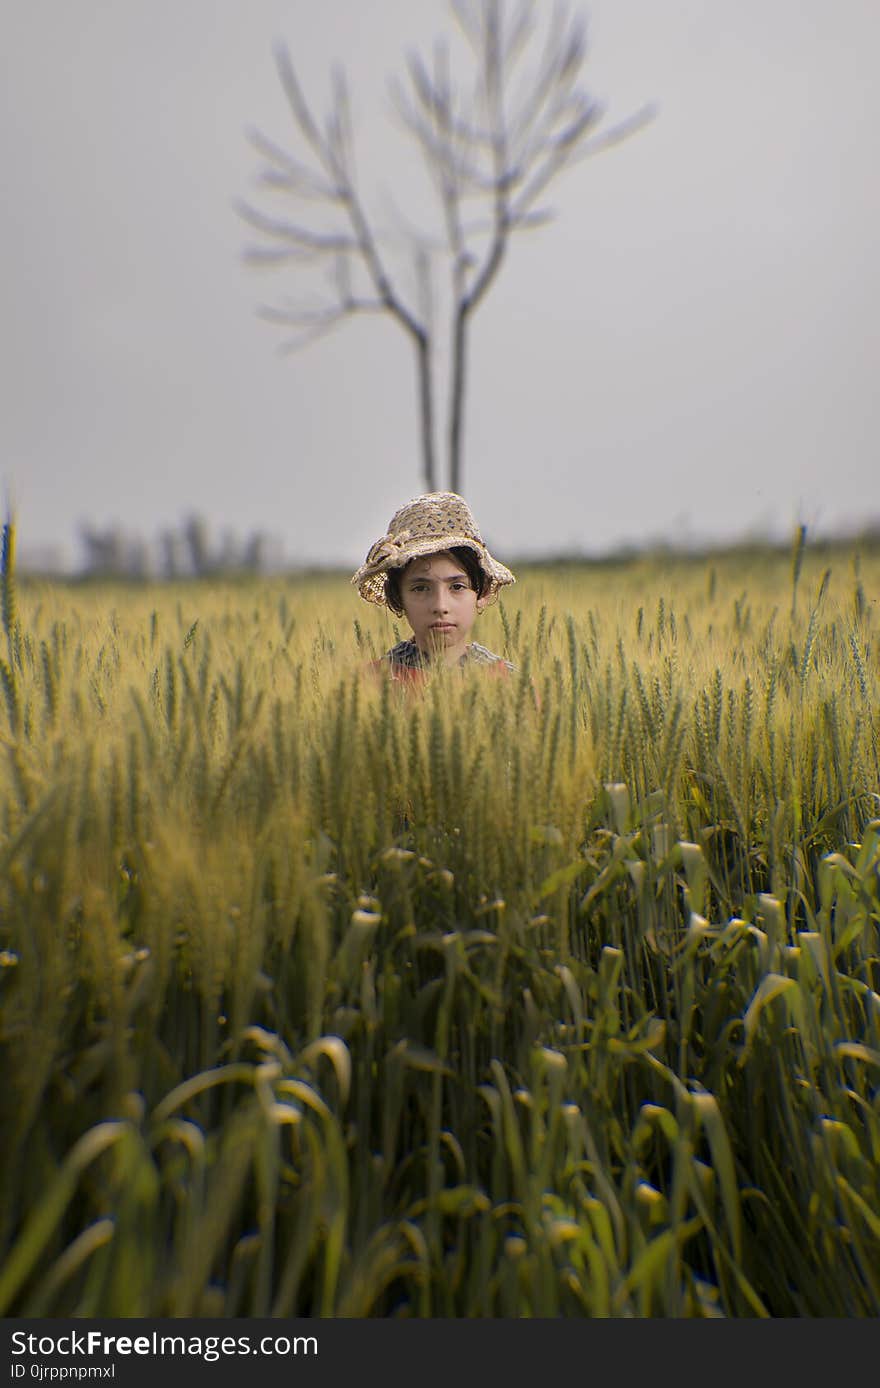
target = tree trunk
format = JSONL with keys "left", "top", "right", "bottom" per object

{"left": 449, "top": 303, "right": 468, "bottom": 496}
{"left": 415, "top": 331, "right": 436, "bottom": 492}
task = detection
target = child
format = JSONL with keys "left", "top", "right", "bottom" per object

{"left": 351, "top": 491, "right": 516, "bottom": 685}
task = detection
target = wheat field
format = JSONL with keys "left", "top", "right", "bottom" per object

{"left": 0, "top": 526, "right": 878, "bottom": 1317}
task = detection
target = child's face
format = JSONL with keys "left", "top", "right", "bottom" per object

{"left": 399, "top": 551, "right": 486, "bottom": 661}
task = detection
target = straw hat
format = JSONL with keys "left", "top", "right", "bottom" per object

{"left": 352, "top": 491, "right": 516, "bottom": 607}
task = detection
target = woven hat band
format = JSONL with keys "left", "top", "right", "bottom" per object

{"left": 351, "top": 491, "right": 515, "bottom": 608}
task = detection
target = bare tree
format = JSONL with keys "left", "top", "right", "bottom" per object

{"left": 238, "top": 0, "right": 653, "bottom": 494}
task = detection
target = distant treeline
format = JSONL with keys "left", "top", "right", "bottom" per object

{"left": 19, "top": 516, "right": 880, "bottom": 582}
{"left": 74, "top": 514, "right": 283, "bottom": 580}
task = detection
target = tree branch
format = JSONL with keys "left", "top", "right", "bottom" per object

{"left": 244, "top": 127, "right": 343, "bottom": 201}
{"left": 236, "top": 199, "right": 358, "bottom": 256}
{"left": 244, "top": 1, "right": 654, "bottom": 497}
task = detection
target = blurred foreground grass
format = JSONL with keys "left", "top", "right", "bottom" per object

{"left": 0, "top": 536, "right": 878, "bottom": 1316}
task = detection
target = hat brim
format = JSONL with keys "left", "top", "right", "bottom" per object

{"left": 351, "top": 535, "right": 515, "bottom": 607}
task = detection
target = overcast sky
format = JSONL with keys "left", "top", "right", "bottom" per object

{"left": 4, "top": 1, "right": 879, "bottom": 572}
